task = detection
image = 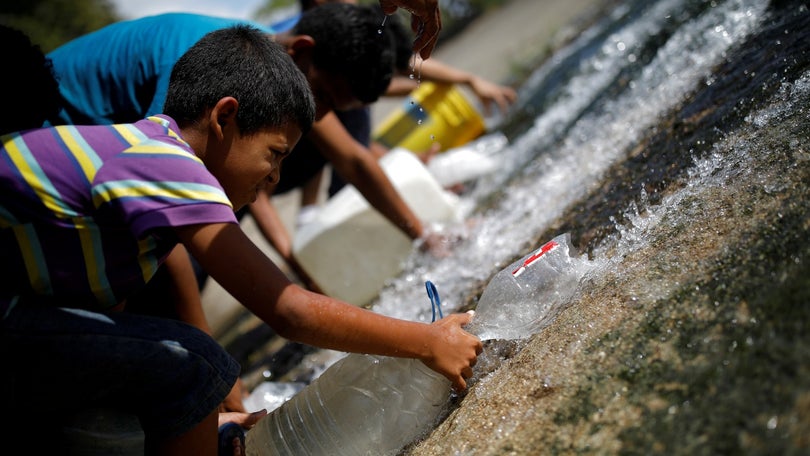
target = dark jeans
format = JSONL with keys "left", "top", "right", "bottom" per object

{"left": 1, "top": 302, "right": 239, "bottom": 449}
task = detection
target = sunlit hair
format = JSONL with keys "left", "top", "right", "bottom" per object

{"left": 164, "top": 24, "right": 315, "bottom": 136}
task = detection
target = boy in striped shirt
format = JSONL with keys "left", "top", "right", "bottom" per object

{"left": 0, "top": 24, "right": 480, "bottom": 455}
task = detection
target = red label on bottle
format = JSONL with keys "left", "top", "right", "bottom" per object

{"left": 511, "top": 240, "right": 559, "bottom": 277}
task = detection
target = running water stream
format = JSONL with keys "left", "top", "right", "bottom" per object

{"left": 241, "top": 0, "right": 810, "bottom": 453}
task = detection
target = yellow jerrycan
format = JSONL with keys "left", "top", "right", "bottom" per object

{"left": 373, "top": 81, "right": 485, "bottom": 154}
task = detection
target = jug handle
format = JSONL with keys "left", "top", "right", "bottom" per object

{"left": 425, "top": 281, "right": 444, "bottom": 322}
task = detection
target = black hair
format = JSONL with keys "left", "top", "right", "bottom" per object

{"left": 163, "top": 24, "right": 315, "bottom": 136}
{"left": 0, "top": 25, "right": 63, "bottom": 135}
{"left": 299, "top": 0, "right": 318, "bottom": 10}
{"left": 293, "top": 3, "right": 395, "bottom": 104}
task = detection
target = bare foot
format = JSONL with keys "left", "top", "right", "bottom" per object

{"left": 231, "top": 435, "right": 244, "bottom": 456}
{"left": 218, "top": 422, "right": 246, "bottom": 456}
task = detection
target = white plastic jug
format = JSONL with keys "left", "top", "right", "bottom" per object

{"left": 292, "top": 148, "right": 462, "bottom": 306}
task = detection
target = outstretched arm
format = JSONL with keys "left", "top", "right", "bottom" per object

{"left": 178, "top": 221, "right": 481, "bottom": 391}
{"left": 311, "top": 112, "right": 425, "bottom": 240}
{"left": 389, "top": 59, "right": 517, "bottom": 116}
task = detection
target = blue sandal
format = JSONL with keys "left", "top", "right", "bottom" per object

{"left": 218, "top": 422, "right": 245, "bottom": 456}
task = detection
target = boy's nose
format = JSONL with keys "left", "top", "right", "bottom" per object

{"left": 267, "top": 167, "right": 280, "bottom": 186}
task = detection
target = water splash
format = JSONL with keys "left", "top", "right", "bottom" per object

{"left": 275, "top": 7, "right": 806, "bottom": 444}
{"left": 369, "top": 0, "right": 767, "bottom": 327}
{"left": 377, "top": 14, "right": 388, "bottom": 35}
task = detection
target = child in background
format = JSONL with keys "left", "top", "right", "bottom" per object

{"left": 325, "top": 3, "right": 518, "bottom": 197}
{"left": 280, "top": 0, "right": 516, "bottom": 217}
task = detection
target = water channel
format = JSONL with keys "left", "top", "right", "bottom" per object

{"left": 239, "top": 0, "right": 810, "bottom": 453}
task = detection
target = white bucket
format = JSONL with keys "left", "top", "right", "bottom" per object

{"left": 292, "top": 148, "right": 462, "bottom": 306}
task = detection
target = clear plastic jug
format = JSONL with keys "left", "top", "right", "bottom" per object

{"left": 248, "top": 233, "right": 590, "bottom": 455}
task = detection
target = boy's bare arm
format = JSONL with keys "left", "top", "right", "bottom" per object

{"left": 161, "top": 245, "right": 211, "bottom": 332}
{"left": 310, "top": 112, "right": 424, "bottom": 240}
{"left": 412, "top": 59, "right": 518, "bottom": 115}
{"left": 176, "top": 221, "right": 481, "bottom": 390}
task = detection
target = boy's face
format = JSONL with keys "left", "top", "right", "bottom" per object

{"left": 308, "top": 67, "right": 365, "bottom": 120}
{"left": 211, "top": 123, "right": 303, "bottom": 210}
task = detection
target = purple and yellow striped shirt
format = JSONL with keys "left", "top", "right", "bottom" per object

{"left": 0, "top": 115, "right": 237, "bottom": 316}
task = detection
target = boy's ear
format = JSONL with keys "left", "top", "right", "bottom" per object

{"left": 209, "top": 97, "right": 239, "bottom": 139}
{"left": 286, "top": 35, "right": 316, "bottom": 60}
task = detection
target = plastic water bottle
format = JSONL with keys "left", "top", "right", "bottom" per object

{"left": 246, "top": 233, "right": 588, "bottom": 455}
{"left": 465, "top": 232, "right": 590, "bottom": 341}
{"left": 245, "top": 353, "right": 450, "bottom": 456}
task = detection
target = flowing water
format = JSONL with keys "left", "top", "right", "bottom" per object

{"left": 244, "top": 0, "right": 810, "bottom": 453}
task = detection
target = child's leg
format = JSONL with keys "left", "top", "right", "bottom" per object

{"left": 1, "top": 302, "right": 240, "bottom": 453}
{"left": 148, "top": 408, "right": 219, "bottom": 456}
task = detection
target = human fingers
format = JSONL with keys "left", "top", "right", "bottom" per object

{"left": 444, "top": 312, "right": 484, "bottom": 356}
{"left": 451, "top": 373, "right": 468, "bottom": 392}
{"left": 494, "top": 93, "right": 511, "bottom": 115}
{"left": 231, "top": 436, "right": 244, "bottom": 456}
{"left": 462, "top": 365, "right": 474, "bottom": 379}
{"left": 499, "top": 86, "right": 518, "bottom": 112}
{"left": 417, "top": 229, "right": 453, "bottom": 257}
{"left": 378, "top": 0, "right": 441, "bottom": 58}
{"left": 218, "top": 409, "right": 268, "bottom": 430}
{"left": 411, "top": 9, "right": 441, "bottom": 59}
{"left": 472, "top": 79, "right": 517, "bottom": 115}
{"left": 379, "top": 0, "right": 399, "bottom": 15}
{"left": 445, "top": 309, "right": 475, "bottom": 327}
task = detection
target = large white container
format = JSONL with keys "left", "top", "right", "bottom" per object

{"left": 292, "top": 148, "right": 462, "bottom": 306}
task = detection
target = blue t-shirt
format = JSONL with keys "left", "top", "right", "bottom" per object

{"left": 47, "top": 13, "right": 275, "bottom": 125}
{"left": 270, "top": 12, "right": 301, "bottom": 33}
{"left": 0, "top": 115, "right": 237, "bottom": 313}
